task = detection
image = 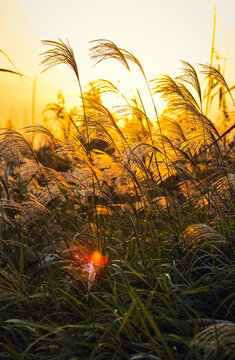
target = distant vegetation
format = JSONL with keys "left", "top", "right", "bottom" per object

{"left": 0, "top": 37, "right": 234, "bottom": 359}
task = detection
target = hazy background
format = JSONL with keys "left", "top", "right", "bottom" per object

{"left": 0, "top": 0, "right": 234, "bottom": 128}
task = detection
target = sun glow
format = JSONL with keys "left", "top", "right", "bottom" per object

{"left": 59, "top": 247, "right": 108, "bottom": 291}
{"left": 0, "top": 0, "right": 234, "bottom": 129}
{"left": 86, "top": 251, "right": 108, "bottom": 267}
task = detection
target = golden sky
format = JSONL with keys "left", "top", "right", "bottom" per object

{"left": 0, "top": 0, "right": 234, "bottom": 128}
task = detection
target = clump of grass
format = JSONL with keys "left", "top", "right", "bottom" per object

{"left": 190, "top": 321, "right": 235, "bottom": 359}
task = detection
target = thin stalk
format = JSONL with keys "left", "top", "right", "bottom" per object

{"left": 205, "top": 4, "right": 216, "bottom": 116}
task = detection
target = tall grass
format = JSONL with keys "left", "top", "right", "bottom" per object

{"left": 0, "top": 37, "right": 234, "bottom": 360}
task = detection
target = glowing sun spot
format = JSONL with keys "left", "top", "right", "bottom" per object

{"left": 87, "top": 251, "right": 108, "bottom": 267}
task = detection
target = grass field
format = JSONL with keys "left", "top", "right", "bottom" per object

{"left": 0, "top": 38, "right": 234, "bottom": 359}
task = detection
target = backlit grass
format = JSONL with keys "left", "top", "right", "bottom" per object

{"left": 0, "top": 37, "right": 234, "bottom": 359}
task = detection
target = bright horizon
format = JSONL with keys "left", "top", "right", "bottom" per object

{"left": 0, "top": 0, "right": 235, "bottom": 128}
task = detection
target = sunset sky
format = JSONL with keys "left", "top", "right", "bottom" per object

{"left": 0, "top": 0, "right": 234, "bottom": 128}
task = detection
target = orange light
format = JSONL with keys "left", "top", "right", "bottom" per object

{"left": 86, "top": 251, "right": 108, "bottom": 267}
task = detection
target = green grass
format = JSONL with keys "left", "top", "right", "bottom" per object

{"left": 0, "top": 37, "right": 234, "bottom": 359}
